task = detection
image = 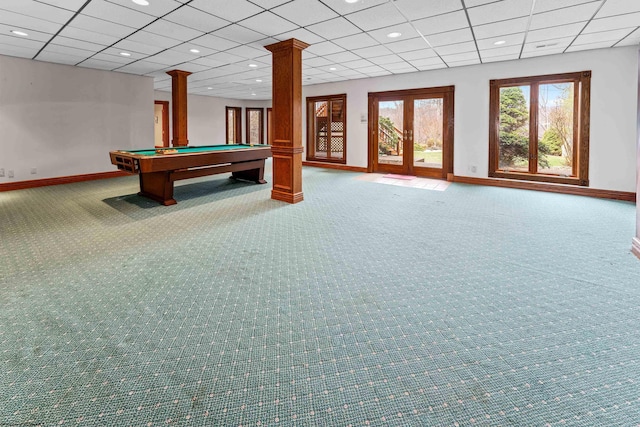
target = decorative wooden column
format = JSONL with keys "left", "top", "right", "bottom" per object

{"left": 166, "top": 69, "right": 192, "bottom": 147}
{"left": 265, "top": 39, "right": 309, "bottom": 204}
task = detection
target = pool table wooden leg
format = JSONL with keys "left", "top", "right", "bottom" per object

{"left": 138, "top": 171, "right": 176, "bottom": 205}
{"left": 231, "top": 162, "right": 266, "bottom": 184}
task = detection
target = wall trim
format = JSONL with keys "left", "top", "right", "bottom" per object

{"left": 632, "top": 238, "right": 640, "bottom": 260}
{"left": 302, "top": 161, "right": 367, "bottom": 173}
{"left": 0, "top": 171, "right": 131, "bottom": 192}
{"left": 450, "top": 175, "right": 636, "bottom": 202}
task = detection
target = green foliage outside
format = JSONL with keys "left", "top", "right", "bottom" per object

{"left": 540, "top": 127, "right": 563, "bottom": 156}
{"left": 499, "top": 87, "right": 550, "bottom": 169}
{"left": 378, "top": 116, "right": 400, "bottom": 155}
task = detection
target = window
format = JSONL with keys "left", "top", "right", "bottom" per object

{"left": 306, "top": 94, "right": 346, "bottom": 163}
{"left": 226, "top": 106, "right": 242, "bottom": 144}
{"left": 489, "top": 71, "right": 591, "bottom": 186}
{"left": 246, "top": 108, "right": 264, "bottom": 144}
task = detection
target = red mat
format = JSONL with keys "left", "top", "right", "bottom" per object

{"left": 383, "top": 174, "right": 416, "bottom": 180}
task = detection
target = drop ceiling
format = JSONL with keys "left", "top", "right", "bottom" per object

{"left": 0, "top": 0, "right": 638, "bottom": 99}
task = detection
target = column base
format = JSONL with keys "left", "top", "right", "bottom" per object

{"left": 632, "top": 237, "right": 640, "bottom": 260}
{"left": 271, "top": 189, "right": 303, "bottom": 204}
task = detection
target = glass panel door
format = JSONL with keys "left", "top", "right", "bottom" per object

{"left": 413, "top": 98, "right": 443, "bottom": 170}
{"left": 377, "top": 100, "right": 404, "bottom": 167}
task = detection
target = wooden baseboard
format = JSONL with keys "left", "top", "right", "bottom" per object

{"left": 450, "top": 175, "right": 636, "bottom": 202}
{"left": 632, "top": 237, "right": 640, "bottom": 260}
{"left": 302, "top": 161, "right": 367, "bottom": 173}
{"left": 0, "top": 171, "right": 131, "bottom": 192}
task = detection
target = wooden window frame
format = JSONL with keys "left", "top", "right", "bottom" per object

{"left": 306, "top": 94, "right": 347, "bottom": 164}
{"left": 245, "top": 107, "right": 264, "bottom": 144}
{"left": 226, "top": 106, "right": 242, "bottom": 144}
{"left": 489, "top": 71, "right": 591, "bottom": 186}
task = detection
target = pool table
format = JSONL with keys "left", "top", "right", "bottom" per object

{"left": 109, "top": 144, "right": 271, "bottom": 205}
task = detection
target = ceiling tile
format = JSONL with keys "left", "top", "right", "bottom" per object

{"left": 381, "top": 61, "right": 416, "bottom": 72}
{"left": 584, "top": 11, "right": 640, "bottom": 33}
{"left": 126, "top": 30, "right": 182, "bottom": 49}
{"left": 596, "top": 0, "right": 640, "bottom": 18}
{"left": 271, "top": 0, "right": 339, "bottom": 27}
{"left": 464, "top": 0, "right": 502, "bottom": 6}
{"left": 274, "top": 28, "right": 325, "bottom": 44}
{"left": 483, "top": 52, "right": 521, "bottom": 63}
{"left": 385, "top": 37, "right": 431, "bottom": 54}
{"left": 412, "top": 11, "right": 470, "bottom": 36}
{"left": 447, "top": 58, "right": 481, "bottom": 66}
{"left": 533, "top": 0, "right": 600, "bottom": 14}
{"left": 116, "top": 60, "right": 168, "bottom": 74}
{"left": 50, "top": 36, "right": 107, "bottom": 52}
{"left": 248, "top": 0, "right": 291, "bottom": 9}
{"left": 212, "top": 25, "right": 267, "bottom": 44}
{"left": 367, "top": 23, "right": 418, "bottom": 44}
{"left": 476, "top": 32, "right": 525, "bottom": 50}
{"left": 350, "top": 44, "right": 393, "bottom": 58}
{"left": 0, "top": 24, "right": 52, "bottom": 42}
{"left": 323, "top": 50, "right": 362, "bottom": 63}
{"left": 530, "top": 2, "right": 602, "bottom": 30}
{"left": 305, "top": 41, "right": 346, "bottom": 56}
{"left": 144, "top": 19, "right": 204, "bottom": 42}
{"left": 467, "top": 0, "right": 532, "bottom": 25}
{"left": 527, "top": 22, "right": 586, "bottom": 43}
{"left": 522, "top": 36, "right": 574, "bottom": 52}
{"left": 367, "top": 53, "right": 405, "bottom": 64}
{"left": 35, "top": 0, "right": 87, "bottom": 11}
{"left": 332, "top": 33, "right": 379, "bottom": 50}
{"left": 164, "top": 5, "right": 231, "bottom": 33}
{"left": 0, "top": 1, "right": 74, "bottom": 24}
{"left": 70, "top": 15, "right": 135, "bottom": 38}
{"left": 0, "top": 10, "right": 64, "bottom": 34}
{"left": 191, "top": 34, "right": 240, "bottom": 51}
{"left": 473, "top": 17, "right": 529, "bottom": 39}
{"left": 479, "top": 44, "right": 522, "bottom": 59}
{"left": 238, "top": 11, "right": 299, "bottom": 36}
{"left": 81, "top": 0, "right": 156, "bottom": 28}
{"left": 58, "top": 26, "right": 120, "bottom": 46}
{"left": 0, "top": 44, "right": 39, "bottom": 59}
{"left": 191, "top": 56, "right": 229, "bottom": 68}
{"left": 36, "top": 51, "right": 87, "bottom": 65}
{"left": 573, "top": 27, "right": 635, "bottom": 45}
{"left": 225, "top": 45, "right": 269, "bottom": 59}
{"left": 427, "top": 28, "right": 474, "bottom": 47}
{"left": 398, "top": 49, "right": 438, "bottom": 61}
{"left": 319, "top": 0, "right": 389, "bottom": 16}
{"left": 341, "top": 58, "right": 375, "bottom": 69}
{"left": 113, "top": 39, "right": 167, "bottom": 55}
{"left": 409, "top": 56, "right": 447, "bottom": 68}
{"left": 105, "top": 0, "right": 183, "bottom": 16}
{"left": 0, "top": 33, "right": 45, "bottom": 49}
{"left": 41, "top": 43, "right": 94, "bottom": 59}
{"left": 435, "top": 41, "right": 477, "bottom": 56}
{"left": 394, "top": 0, "right": 463, "bottom": 20}
{"left": 189, "top": 0, "right": 265, "bottom": 22}
{"left": 172, "top": 42, "right": 219, "bottom": 56}
{"left": 566, "top": 40, "right": 619, "bottom": 52}
{"left": 204, "top": 51, "right": 246, "bottom": 64}
{"left": 345, "top": 3, "right": 407, "bottom": 31}
{"left": 304, "top": 56, "right": 334, "bottom": 67}
{"left": 306, "top": 17, "right": 363, "bottom": 40}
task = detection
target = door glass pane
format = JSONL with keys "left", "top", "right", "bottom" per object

{"left": 413, "top": 98, "right": 443, "bottom": 169}
{"left": 314, "top": 101, "right": 328, "bottom": 158}
{"left": 498, "top": 85, "right": 530, "bottom": 172}
{"left": 227, "top": 109, "right": 236, "bottom": 143}
{"left": 538, "top": 82, "right": 574, "bottom": 176}
{"left": 248, "top": 110, "right": 261, "bottom": 144}
{"left": 330, "top": 99, "right": 344, "bottom": 160}
{"left": 378, "top": 100, "right": 404, "bottom": 166}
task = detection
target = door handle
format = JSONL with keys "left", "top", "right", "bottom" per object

{"left": 408, "top": 130, "right": 413, "bottom": 141}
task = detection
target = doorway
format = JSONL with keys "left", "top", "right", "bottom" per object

{"left": 368, "top": 86, "right": 454, "bottom": 179}
{"left": 154, "top": 101, "right": 169, "bottom": 147}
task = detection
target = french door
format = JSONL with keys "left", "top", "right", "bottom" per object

{"left": 368, "top": 86, "right": 454, "bottom": 179}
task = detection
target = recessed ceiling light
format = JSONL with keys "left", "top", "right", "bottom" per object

{"left": 120, "top": 52, "right": 131, "bottom": 56}
{"left": 251, "top": 93, "right": 256, "bottom": 96}
{"left": 345, "top": 0, "right": 359, "bottom": 3}
{"left": 132, "top": 0, "right": 149, "bottom": 5}
{"left": 11, "top": 30, "right": 28, "bottom": 36}
{"left": 207, "top": 87, "right": 213, "bottom": 90}
{"left": 387, "top": 32, "right": 402, "bottom": 38}
{"left": 248, "top": 63, "right": 258, "bottom": 68}
{"left": 190, "top": 48, "right": 200, "bottom": 53}
{"left": 329, "top": 67, "right": 337, "bottom": 71}
{"left": 493, "top": 40, "right": 506, "bottom": 45}
{"left": 255, "top": 79, "right": 262, "bottom": 82}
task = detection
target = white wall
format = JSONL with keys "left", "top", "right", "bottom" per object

{"left": 0, "top": 55, "right": 153, "bottom": 183}
{"left": 303, "top": 46, "right": 639, "bottom": 193}
{"left": 154, "top": 90, "right": 271, "bottom": 146}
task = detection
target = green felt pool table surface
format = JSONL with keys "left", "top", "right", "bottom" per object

{"left": 124, "top": 144, "right": 270, "bottom": 156}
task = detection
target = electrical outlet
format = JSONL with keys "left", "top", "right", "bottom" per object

{"left": 471, "top": 165, "right": 477, "bottom": 173}
{"left": 0, "top": 168, "right": 4, "bottom": 177}
{"left": 31, "top": 167, "right": 37, "bottom": 174}
{"left": 8, "top": 170, "right": 14, "bottom": 178}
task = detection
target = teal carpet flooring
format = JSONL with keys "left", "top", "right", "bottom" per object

{"left": 1, "top": 164, "right": 639, "bottom": 426}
